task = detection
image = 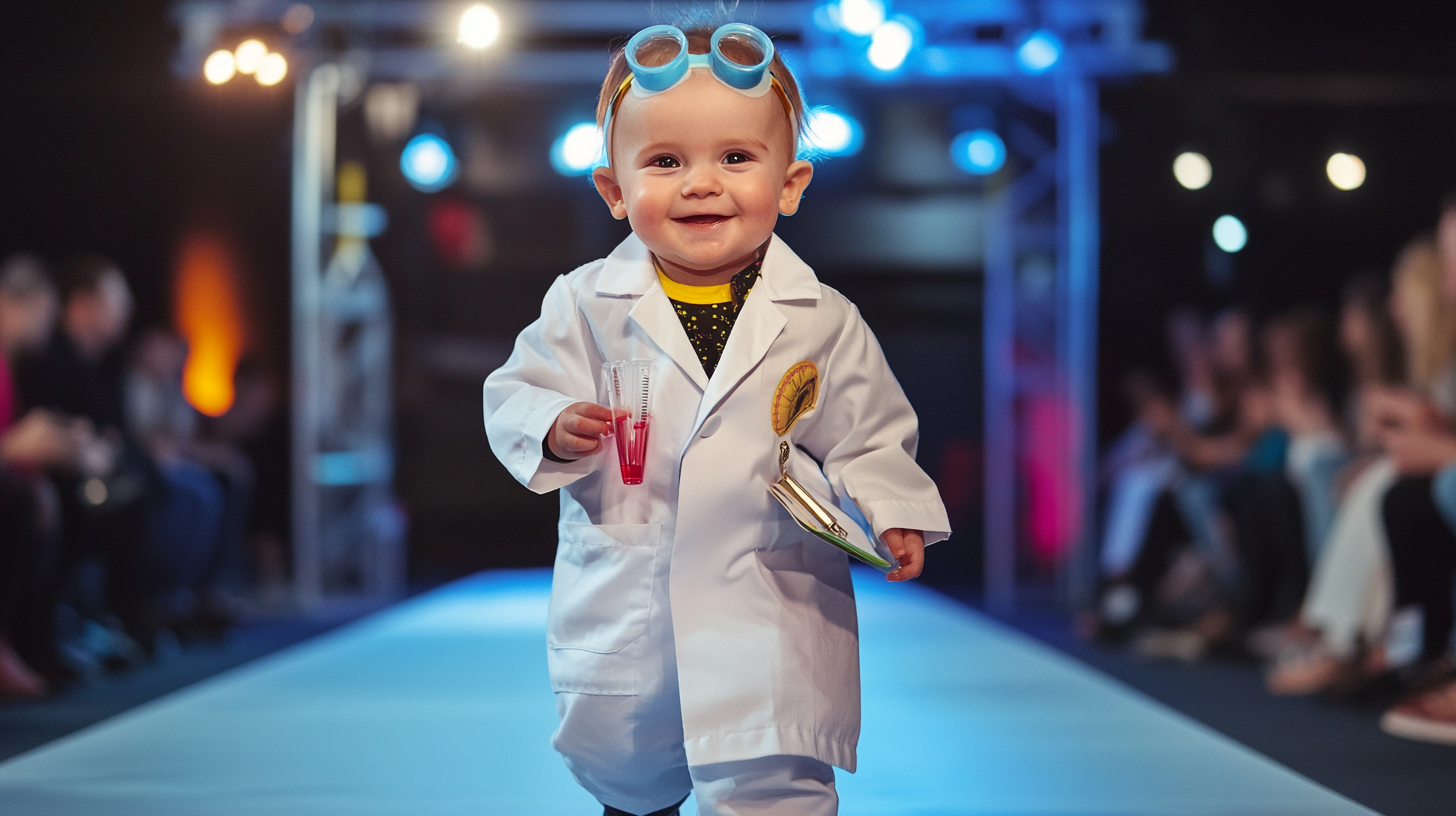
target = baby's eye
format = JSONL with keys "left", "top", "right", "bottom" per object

{"left": 723, "top": 152, "right": 751, "bottom": 165}
{"left": 650, "top": 155, "right": 680, "bottom": 168}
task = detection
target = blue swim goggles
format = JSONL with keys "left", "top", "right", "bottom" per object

{"left": 603, "top": 23, "right": 795, "bottom": 163}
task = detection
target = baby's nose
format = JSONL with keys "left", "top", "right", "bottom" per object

{"left": 680, "top": 165, "right": 722, "bottom": 196}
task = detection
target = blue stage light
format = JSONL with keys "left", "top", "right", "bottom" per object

{"left": 802, "top": 107, "right": 863, "bottom": 158}
{"left": 1016, "top": 30, "right": 1062, "bottom": 74}
{"left": 837, "top": 0, "right": 886, "bottom": 36}
{"left": 400, "top": 134, "right": 458, "bottom": 192}
{"left": 868, "top": 18, "right": 915, "bottom": 71}
{"left": 951, "top": 129, "right": 1006, "bottom": 175}
{"left": 551, "top": 122, "right": 603, "bottom": 176}
{"left": 1212, "top": 215, "right": 1247, "bottom": 253}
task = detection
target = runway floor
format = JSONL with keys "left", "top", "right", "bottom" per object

{"left": 0, "top": 569, "right": 1378, "bottom": 815}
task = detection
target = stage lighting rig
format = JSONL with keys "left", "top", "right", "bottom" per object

{"left": 401, "top": 133, "right": 460, "bottom": 192}
{"left": 256, "top": 52, "right": 288, "bottom": 85}
{"left": 802, "top": 107, "right": 863, "bottom": 158}
{"left": 202, "top": 39, "right": 287, "bottom": 86}
{"left": 1173, "top": 152, "right": 1212, "bottom": 190}
{"left": 952, "top": 129, "right": 1007, "bottom": 175}
{"left": 1016, "top": 30, "right": 1063, "bottom": 74}
{"left": 551, "top": 123, "right": 603, "bottom": 176}
{"left": 234, "top": 39, "right": 267, "bottom": 74}
{"left": 1213, "top": 215, "right": 1247, "bottom": 253}
{"left": 458, "top": 4, "right": 502, "bottom": 50}
{"left": 836, "top": 0, "right": 886, "bottom": 36}
{"left": 1327, "top": 153, "right": 1365, "bottom": 191}
{"left": 204, "top": 50, "right": 236, "bottom": 85}
{"left": 867, "top": 17, "right": 915, "bottom": 71}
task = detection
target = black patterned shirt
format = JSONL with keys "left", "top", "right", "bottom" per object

{"left": 657, "top": 260, "right": 762, "bottom": 379}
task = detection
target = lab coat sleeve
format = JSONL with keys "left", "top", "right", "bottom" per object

{"left": 483, "top": 274, "right": 601, "bottom": 493}
{"left": 806, "top": 302, "right": 952, "bottom": 545}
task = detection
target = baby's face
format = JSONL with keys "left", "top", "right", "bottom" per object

{"left": 594, "top": 72, "right": 812, "bottom": 281}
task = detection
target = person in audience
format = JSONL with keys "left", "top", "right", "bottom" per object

{"left": 0, "top": 254, "right": 73, "bottom": 696}
{"left": 14, "top": 255, "right": 158, "bottom": 664}
{"left": 1091, "top": 311, "right": 1215, "bottom": 638}
{"left": 1096, "top": 309, "right": 1274, "bottom": 659}
{"left": 1265, "top": 274, "right": 1405, "bottom": 695}
{"left": 206, "top": 357, "right": 289, "bottom": 602}
{"left": 125, "top": 328, "right": 235, "bottom": 635}
{"left": 1372, "top": 197, "right": 1456, "bottom": 745}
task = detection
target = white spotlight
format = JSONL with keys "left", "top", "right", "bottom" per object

{"left": 1212, "top": 215, "right": 1247, "bottom": 253}
{"left": 255, "top": 52, "right": 288, "bottom": 86}
{"left": 1327, "top": 153, "right": 1365, "bottom": 191}
{"left": 838, "top": 0, "right": 886, "bottom": 36}
{"left": 551, "top": 122, "right": 604, "bottom": 176}
{"left": 802, "top": 107, "right": 863, "bottom": 157}
{"left": 867, "top": 19, "right": 913, "bottom": 71}
{"left": 203, "top": 50, "right": 236, "bottom": 84}
{"left": 234, "top": 39, "right": 268, "bottom": 74}
{"left": 1173, "top": 152, "right": 1211, "bottom": 190}
{"left": 459, "top": 4, "right": 502, "bottom": 50}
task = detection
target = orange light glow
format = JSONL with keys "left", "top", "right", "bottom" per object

{"left": 174, "top": 235, "right": 247, "bottom": 416}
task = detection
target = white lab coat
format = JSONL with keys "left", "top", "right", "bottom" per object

{"left": 483, "top": 233, "right": 950, "bottom": 773}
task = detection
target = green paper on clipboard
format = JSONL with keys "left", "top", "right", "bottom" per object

{"left": 768, "top": 442, "right": 896, "bottom": 572}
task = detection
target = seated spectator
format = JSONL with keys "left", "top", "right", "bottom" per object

{"left": 206, "top": 356, "right": 289, "bottom": 603}
{"left": 126, "top": 328, "right": 243, "bottom": 631}
{"left": 14, "top": 255, "right": 154, "bottom": 663}
{"left": 0, "top": 254, "right": 108, "bottom": 693}
{"left": 1265, "top": 274, "right": 1404, "bottom": 695}
{"left": 14, "top": 256, "right": 225, "bottom": 658}
{"left": 1372, "top": 196, "right": 1456, "bottom": 745}
{"left": 1265, "top": 307, "right": 1347, "bottom": 563}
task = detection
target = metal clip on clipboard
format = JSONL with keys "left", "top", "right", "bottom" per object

{"left": 768, "top": 442, "right": 895, "bottom": 572}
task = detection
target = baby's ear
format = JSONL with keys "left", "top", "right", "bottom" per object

{"left": 778, "top": 160, "right": 814, "bottom": 216}
{"left": 592, "top": 166, "right": 629, "bottom": 220}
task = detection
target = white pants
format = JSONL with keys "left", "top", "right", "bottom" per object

{"left": 1300, "top": 457, "right": 1395, "bottom": 659}
{"left": 552, "top": 587, "right": 837, "bottom": 816}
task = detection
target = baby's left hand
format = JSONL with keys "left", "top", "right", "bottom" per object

{"left": 882, "top": 528, "right": 925, "bottom": 582}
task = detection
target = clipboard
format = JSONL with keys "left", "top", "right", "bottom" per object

{"left": 768, "top": 441, "right": 897, "bottom": 572}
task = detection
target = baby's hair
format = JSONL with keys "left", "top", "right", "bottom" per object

{"left": 595, "top": 12, "right": 808, "bottom": 155}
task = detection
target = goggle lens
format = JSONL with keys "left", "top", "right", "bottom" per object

{"left": 714, "top": 31, "right": 769, "bottom": 67}
{"left": 624, "top": 26, "right": 690, "bottom": 92}
{"left": 630, "top": 33, "right": 685, "bottom": 69}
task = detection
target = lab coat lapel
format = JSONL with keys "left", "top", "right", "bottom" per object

{"left": 597, "top": 235, "right": 709, "bottom": 391}
{"left": 696, "top": 236, "right": 820, "bottom": 424}
{"left": 631, "top": 292, "right": 709, "bottom": 391}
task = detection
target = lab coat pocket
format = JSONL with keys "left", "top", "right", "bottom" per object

{"left": 547, "top": 521, "right": 660, "bottom": 695}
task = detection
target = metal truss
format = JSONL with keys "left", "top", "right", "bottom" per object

{"left": 172, "top": 0, "right": 1169, "bottom": 609}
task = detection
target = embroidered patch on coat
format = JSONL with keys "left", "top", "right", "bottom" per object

{"left": 772, "top": 360, "right": 819, "bottom": 436}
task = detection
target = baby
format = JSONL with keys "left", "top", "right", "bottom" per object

{"left": 483, "top": 19, "right": 950, "bottom": 816}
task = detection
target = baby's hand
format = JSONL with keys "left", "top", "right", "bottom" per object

{"left": 882, "top": 528, "right": 925, "bottom": 582}
{"left": 548, "top": 402, "right": 616, "bottom": 461}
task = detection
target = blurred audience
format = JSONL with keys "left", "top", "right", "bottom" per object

{"left": 206, "top": 357, "right": 290, "bottom": 602}
{"left": 0, "top": 254, "right": 282, "bottom": 698}
{"left": 1094, "top": 193, "right": 1456, "bottom": 747}
{"left": 126, "top": 328, "right": 245, "bottom": 633}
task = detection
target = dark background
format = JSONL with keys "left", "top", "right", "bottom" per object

{"left": 3, "top": 0, "right": 1454, "bottom": 589}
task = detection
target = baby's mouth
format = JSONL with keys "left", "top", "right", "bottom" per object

{"left": 674, "top": 214, "right": 731, "bottom": 226}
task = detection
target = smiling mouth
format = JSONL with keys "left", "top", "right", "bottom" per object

{"left": 674, "top": 214, "right": 731, "bottom": 226}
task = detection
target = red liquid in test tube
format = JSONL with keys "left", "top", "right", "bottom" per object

{"left": 603, "top": 360, "right": 654, "bottom": 486}
{"left": 614, "top": 415, "right": 649, "bottom": 485}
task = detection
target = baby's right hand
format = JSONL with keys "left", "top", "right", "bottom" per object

{"left": 548, "top": 402, "right": 616, "bottom": 461}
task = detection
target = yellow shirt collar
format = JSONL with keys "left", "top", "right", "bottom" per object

{"left": 656, "top": 266, "right": 734, "bottom": 305}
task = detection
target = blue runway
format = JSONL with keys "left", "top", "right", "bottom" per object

{"left": 0, "top": 570, "right": 1377, "bottom": 815}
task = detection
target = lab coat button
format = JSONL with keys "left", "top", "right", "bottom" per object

{"left": 700, "top": 415, "right": 722, "bottom": 438}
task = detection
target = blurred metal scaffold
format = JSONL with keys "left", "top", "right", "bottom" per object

{"left": 171, "top": 0, "right": 1169, "bottom": 610}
